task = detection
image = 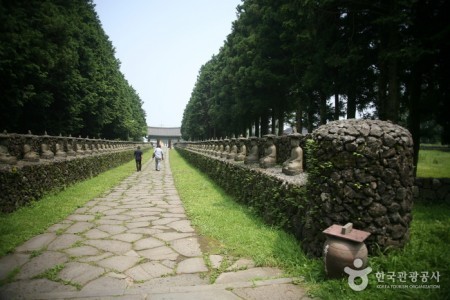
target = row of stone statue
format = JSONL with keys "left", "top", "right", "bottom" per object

{"left": 0, "top": 139, "right": 136, "bottom": 165}
{"left": 186, "top": 133, "right": 304, "bottom": 176}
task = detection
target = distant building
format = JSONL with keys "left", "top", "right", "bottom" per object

{"left": 147, "top": 127, "right": 182, "bottom": 148}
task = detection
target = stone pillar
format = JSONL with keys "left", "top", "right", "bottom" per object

{"left": 304, "top": 119, "right": 414, "bottom": 256}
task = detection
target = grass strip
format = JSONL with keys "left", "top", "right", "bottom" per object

{"left": 170, "top": 149, "right": 449, "bottom": 299}
{"left": 0, "top": 149, "right": 151, "bottom": 257}
{"left": 417, "top": 149, "right": 450, "bottom": 178}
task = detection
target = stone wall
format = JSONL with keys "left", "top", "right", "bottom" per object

{"left": 414, "top": 177, "right": 450, "bottom": 204}
{"left": 306, "top": 119, "right": 414, "bottom": 255}
{"left": 176, "top": 119, "right": 416, "bottom": 257}
{"left": 0, "top": 132, "right": 148, "bottom": 213}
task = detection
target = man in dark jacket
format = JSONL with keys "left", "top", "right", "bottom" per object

{"left": 134, "top": 146, "right": 143, "bottom": 171}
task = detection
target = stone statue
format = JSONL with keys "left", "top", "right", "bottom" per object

{"left": 221, "top": 138, "right": 230, "bottom": 158}
{"left": 244, "top": 136, "right": 259, "bottom": 164}
{"left": 218, "top": 139, "right": 224, "bottom": 157}
{"left": 259, "top": 134, "right": 277, "bottom": 168}
{"left": 84, "top": 142, "right": 92, "bottom": 155}
{"left": 40, "top": 141, "right": 54, "bottom": 159}
{"left": 66, "top": 140, "right": 76, "bottom": 156}
{"left": 55, "top": 141, "right": 67, "bottom": 158}
{"left": 234, "top": 136, "right": 247, "bottom": 161}
{"left": 75, "top": 141, "right": 85, "bottom": 155}
{"left": 0, "top": 140, "right": 17, "bottom": 165}
{"left": 227, "top": 138, "right": 238, "bottom": 160}
{"left": 282, "top": 130, "right": 304, "bottom": 175}
{"left": 23, "top": 143, "right": 39, "bottom": 162}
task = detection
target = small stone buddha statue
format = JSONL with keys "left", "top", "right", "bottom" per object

{"left": 227, "top": 137, "right": 238, "bottom": 160}
{"left": 218, "top": 139, "right": 224, "bottom": 157}
{"left": 84, "top": 142, "right": 92, "bottom": 155}
{"left": 244, "top": 136, "right": 259, "bottom": 164}
{"left": 55, "top": 141, "right": 67, "bottom": 158}
{"left": 0, "top": 140, "right": 17, "bottom": 165}
{"left": 235, "top": 136, "right": 247, "bottom": 161}
{"left": 66, "top": 140, "right": 76, "bottom": 156}
{"left": 40, "top": 141, "right": 54, "bottom": 159}
{"left": 259, "top": 134, "right": 277, "bottom": 168}
{"left": 23, "top": 143, "right": 39, "bottom": 162}
{"left": 75, "top": 140, "right": 85, "bottom": 155}
{"left": 282, "top": 129, "right": 304, "bottom": 175}
{"left": 221, "top": 138, "right": 230, "bottom": 158}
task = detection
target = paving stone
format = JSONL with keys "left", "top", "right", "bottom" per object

{"left": 88, "top": 205, "right": 112, "bottom": 213}
{"left": 215, "top": 267, "right": 283, "bottom": 284}
{"left": 170, "top": 237, "right": 202, "bottom": 257}
{"left": 233, "top": 283, "right": 311, "bottom": 300}
{"left": 103, "top": 208, "right": 128, "bottom": 215}
{"left": 0, "top": 278, "right": 76, "bottom": 297}
{"left": 134, "top": 237, "right": 165, "bottom": 250}
{"left": 81, "top": 275, "right": 128, "bottom": 291}
{"left": 78, "top": 252, "right": 113, "bottom": 263}
{"left": 97, "top": 224, "right": 127, "bottom": 235}
{"left": 101, "top": 214, "right": 133, "bottom": 221}
{"left": 58, "top": 262, "right": 104, "bottom": 285}
{"left": 166, "top": 220, "right": 195, "bottom": 233}
{"left": 84, "top": 228, "right": 110, "bottom": 239}
{"left": 15, "top": 233, "right": 57, "bottom": 252}
{"left": 112, "top": 233, "right": 143, "bottom": 242}
{"left": 47, "top": 234, "right": 82, "bottom": 251}
{"left": 95, "top": 219, "right": 124, "bottom": 225}
{"left": 167, "top": 207, "right": 185, "bottom": 214}
{"left": 126, "top": 262, "right": 173, "bottom": 281}
{"left": 65, "top": 221, "right": 94, "bottom": 234}
{"left": 67, "top": 214, "right": 95, "bottom": 222}
{"left": 130, "top": 216, "right": 160, "bottom": 222}
{"left": 84, "top": 239, "right": 132, "bottom": 254}
{"left": 0, "top": 253, "right": 30, "bottom": 280}
{"left": 176, "top": 257, "right": 208, "bottom": 274}
{"left": 226, "top": 258, "right": 256, "bottom": 271}
{"left": 138, "top": 246, "right": 178, "bottom": 261}
{"left": 125, "top": 250, "right": 140, "bottom": 257}
{"left": 209, "top": 255, "right": 224, "bottom": 269}
{"left": 65, "top": 246, "right": 100, "bottom": 257}
{"left": 126, "top": 221, "right": 151, "bottom": 229}
{"left": 97, "top": 255, "right": 141, "bottom": 272}
{"left": 46, "top": 222, "right": 72, "bottom": 233}
{"left": 134, "top": 274, "right": 208, "bottom": 288}
{"left": 152, "top": 217, "right": 180, "bottom": 226}
{"left": 153, "top": 232, "right": 193, "bottom": 242}
{"left": 17, "top": 251, "right": 68, "bottom": 279}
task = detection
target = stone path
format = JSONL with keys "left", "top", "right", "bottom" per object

{"left": 0, "top": 149, "right": 311, "bottom": 299}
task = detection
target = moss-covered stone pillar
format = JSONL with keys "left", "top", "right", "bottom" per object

{"left": 304, "top": 119, "right": 414, "bottom": 256}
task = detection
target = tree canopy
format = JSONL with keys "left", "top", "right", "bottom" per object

{"left": 0, "top": 0, "right": 147, "bottom": 140}
{"left": 181, "top": 0, "right": 450, "bottom": 162}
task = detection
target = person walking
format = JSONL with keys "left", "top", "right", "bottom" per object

{"left": 153, "top": 144, "right": 164, "bottom": 171}
{"left": 134, "top": 146, "right": 143, "bottom": 171}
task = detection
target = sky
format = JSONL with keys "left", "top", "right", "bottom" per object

{"left": 93, "top": 0, "right": 241, "bottom": 128}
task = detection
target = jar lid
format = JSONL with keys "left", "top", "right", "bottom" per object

{"left": 323, "top": 223, "right": 371, "bottom": 243}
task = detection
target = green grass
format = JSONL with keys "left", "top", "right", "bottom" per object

{"left": 417, "top": 149, "right": 450, "bottom": 178}
{"left": 170, "top": 149, "right": 450, "bottom": 299}
{"left": 0, "top": 149, "right": 151, "bottom": 257}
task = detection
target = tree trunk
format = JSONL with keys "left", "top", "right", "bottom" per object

{"left": 408, "top": 64, "right": 422, "bottom": 176}
{"left": 261, "top": 111, "right": 269, "bottom": 136}
{"left": 271, "top": 109, "right": 276, "bottom": 134}
{"left": 347, "top": 86, "right": 356, "bottom": 119}
{"left": 255, "top": 117, "right": 260, "bottom": 137}
{"left": 334, "top": 92, "right": 340, "bottom": 120}
{"left": 296, "top": 105, "right": 303, "bottom": 134}
{"left": 278, "top": 109, "right": 284, "bottom": 136}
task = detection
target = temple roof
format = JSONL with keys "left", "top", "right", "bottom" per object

{"left": 147, "top": 127, "right": 181, "bottom": 137}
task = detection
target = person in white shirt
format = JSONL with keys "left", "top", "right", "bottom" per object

{"left": 153, "top": 144, "right": 164, "bottom": 171}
